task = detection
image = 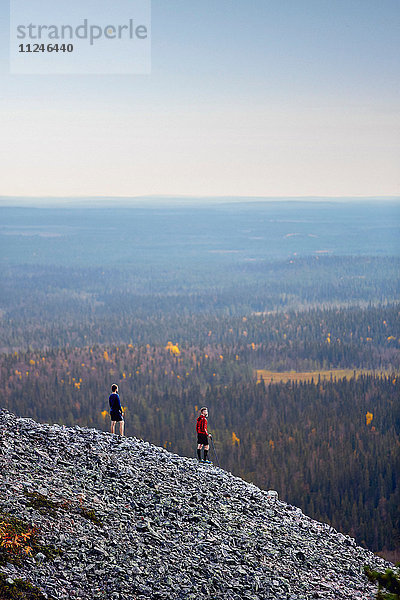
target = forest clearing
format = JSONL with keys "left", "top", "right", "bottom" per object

{"left": 255, "top": 368, "right": 397, "bottom": 384}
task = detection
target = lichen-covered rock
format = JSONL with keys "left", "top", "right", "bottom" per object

{"left": 0, "top": 409, "right": 389, "bottom": 599}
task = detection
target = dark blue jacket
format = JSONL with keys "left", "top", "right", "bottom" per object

{"left": 109, "top": 393, "right": 122, "bottom": 414}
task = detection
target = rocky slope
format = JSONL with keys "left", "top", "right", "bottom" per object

{"left": 0, "top": 409, "right": 389, "bottom": 600}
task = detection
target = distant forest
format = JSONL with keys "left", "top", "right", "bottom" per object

{"left": 1, "top": 256, "right": 399, "bottom": 352}
{"left": 0, "top": 203, "right": 399, "bottom": 561}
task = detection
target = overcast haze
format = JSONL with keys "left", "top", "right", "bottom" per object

{"left": 0, "top": 0, "right": 399, "bottom": 199}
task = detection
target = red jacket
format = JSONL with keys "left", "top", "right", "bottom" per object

{"left": 196, "top": 415, "right": 208, "bottom": 435}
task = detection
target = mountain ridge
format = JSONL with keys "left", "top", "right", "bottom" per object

{"left": 0, "top": 409, "right": 390, "bottom": 600}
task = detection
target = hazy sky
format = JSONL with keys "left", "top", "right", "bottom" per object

{"left": 0, "top": 0, "right": 399, "bottom": 198}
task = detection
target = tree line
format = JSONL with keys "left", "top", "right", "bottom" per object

{"left": 1, "top": 296, "right": 399, "bottom": 370}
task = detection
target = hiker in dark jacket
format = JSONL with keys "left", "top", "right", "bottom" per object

{"left": 109, "top": 384, "right": 124, "bottom": 436}
{"left": 196, "top": 407, "right": 212, "bottom": 462}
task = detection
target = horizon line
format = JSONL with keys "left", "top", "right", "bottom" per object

{"left": 1, "top": 194, "right": 399, "bottom": 203}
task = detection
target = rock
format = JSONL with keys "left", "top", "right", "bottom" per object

{"left": 35, "top": 552, "right": 47, "bottom": 562}
{"left": 0, "top": 408, "right": 391, "bottom": 600}
{"left": 266, "top": 490, "right": 279, "bottom": 502}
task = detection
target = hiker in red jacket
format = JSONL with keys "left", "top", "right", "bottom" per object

{"left": 196, "top": 407, "right": 212, "bottom": 463}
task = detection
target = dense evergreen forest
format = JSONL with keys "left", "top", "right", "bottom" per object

{"left": 0, "top": 258, "right": 399, "bottom": 353}
{"left": 0, "top": 202, "right": 399, "bottom": 561}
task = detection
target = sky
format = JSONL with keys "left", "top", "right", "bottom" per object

{"left": 0, "top": 0, "right": 399, "bottom": 199}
